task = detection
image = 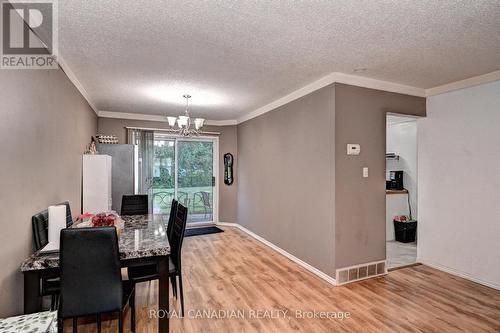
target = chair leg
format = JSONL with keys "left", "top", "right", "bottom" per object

{"left": 50, "top": 295, "right": 55, "bottom": 311}
{"left": 130, "top": 289, "right": 136, "bottom": 333}
{"left": 72, "top": 317, "right": 78, "bottom": 333}
{"left": 57, "top": 318, "right": 63, "bottom": 333}
{"left": 178, "top": 273, "right": 185, "bottom": 317}
{"left": 171, "top": 275, "right": 177, "bottom": 299}
{"left": 118, "top": 311, "right": 123, "bottom": 333}
{"left": 97, "top": 313, "right": 101, "bottom": 333}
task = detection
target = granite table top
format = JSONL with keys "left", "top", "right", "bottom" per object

{"left": 21, "top": 214, "right": 170, "bottom": 272}
{"left": 0, "top": 311, "right": 57, "bottom": 333}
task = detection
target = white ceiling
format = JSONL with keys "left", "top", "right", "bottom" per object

{"left": 57, "top": 0, "right": 500, "bottom": 121}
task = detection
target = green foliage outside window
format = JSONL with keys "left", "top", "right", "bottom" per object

{"left": 153, "top": 141, "right": 213, "bottom": 188}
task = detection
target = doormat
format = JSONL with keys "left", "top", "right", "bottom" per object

{"left": 185, "top": 226, "right": 224, "bottom": 237}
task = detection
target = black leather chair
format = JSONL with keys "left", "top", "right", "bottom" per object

{"left": 58, "top": 227, "right": 135, "bottom": 333}
{"left": 127, "top": 199, "right": 178, "bottom": 286}
{"left": 60, "top": 201, "right": 73, "bottom": 227}
{"left": 121, "top": 195, "right": 149, "bottom": 216}
{"left": 128, "top": 204, "right": 188, "bottom": 316}
{"left": 31, "top": 201, "right": 74, "bottom": 310}
{"left": 166, "top": 199, "right": 179, "bottom": 242}
{"left": 124, "top": 194, "right": 158, "bottom": 288}
{"left": 168, "top": 204, "right": 188, "bottom": 316}
{"left": 32, "top": 201, "right": 73, "bottom": 251}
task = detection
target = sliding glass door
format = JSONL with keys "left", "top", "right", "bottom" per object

{"left": 152, "top": 134, "right": 216, "bottom": 223}
{"left": 152, "top": 137, "right": 176, "bottom": 215}
{"left": 178, "top": 140, "right": 215, "bottom": 223}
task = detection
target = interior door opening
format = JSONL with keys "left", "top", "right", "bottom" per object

{"left": 386, "top": 114, "right": 419, "bottom": 270}
{"left": 152, "top": 133, "right": 217, "bottom": 224}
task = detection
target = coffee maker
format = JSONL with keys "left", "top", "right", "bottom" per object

{"left": 387, "top": 170, "right": 404, "bottom": 190}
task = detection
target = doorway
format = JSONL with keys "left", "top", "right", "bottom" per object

{"left": 386, "top": 114, "right": 418, "bottom": 269}
{"left": 152, "top": 133, "right": 218, "bottom": 224}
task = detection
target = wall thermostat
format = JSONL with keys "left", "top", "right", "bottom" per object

{"left": 347, "top": 144, "right": 361, "bottom": 155}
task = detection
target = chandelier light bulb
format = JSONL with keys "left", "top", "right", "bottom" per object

{"left": 194, "top": 118, "right": 205, "bottom": 130}
{"left": 167, "top": 116, "right": 177, "bottom": 127}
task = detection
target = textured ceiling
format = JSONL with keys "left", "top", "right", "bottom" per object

{"left": 57, "top": 0, "right": 500, "bottom": 120}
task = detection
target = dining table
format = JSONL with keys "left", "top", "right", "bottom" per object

{"left": 20, "top": 214, "right": 171, "bottom": 333}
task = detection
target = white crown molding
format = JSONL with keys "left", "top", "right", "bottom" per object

{"left": 237, "top": 72, "right": 339, "bottom": 124}
{"left": 98, "top": 110, "right": 237, "bottom": 126}
{"left": 205, "top": 119, "right": 238, "bottom": 126}
{"left": 56, "top": 46, "right": 499, "bottom": 125}
{"left": 425, "top": 70, "right": 500, "bottom": 97}
{"left": 334, "top": 72, "right": 427, "bottom": 97}
{"left": 14, "top": 9, "right": 98, "bottom": 115}
{"left": 57, "top": 56, "right": 98, "bottom": 114}
{"left": 237, "top": 72, "right": 426, "bottom": 124}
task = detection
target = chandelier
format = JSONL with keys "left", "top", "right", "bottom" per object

{"left": 166, "top": 94, "right": 205, "bottom": 136}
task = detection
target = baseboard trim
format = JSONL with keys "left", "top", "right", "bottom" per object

{"left": 419, "top": 259, "right": 500, "bottom": 291}
{"left": 216, "top": 222, "right": 239, "bottom": 228}
{"left": 216, "top": 222, "right": 336, "bottom": 286}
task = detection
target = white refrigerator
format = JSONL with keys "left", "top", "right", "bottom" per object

{"left": 83, "top": 154, "right": 112, "bottom": 213}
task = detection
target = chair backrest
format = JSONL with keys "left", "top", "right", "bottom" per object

{"left": 59, "top": 201, "right": 73, "bottom": 227}
{"left": 153, "top": 191, "right": 174, "bottom": 208}
{"left": 32, "top": 210, "right": 49, "bottom": 251}
{"left": 177, "top": 191, "right": 189, "bottom": 206}
{"left": 121, "top": 194, "right": 148, "bottom": 215}
{"left": 166, "top": 199, "right": 178, "bottom": 242}
{"left": 32, "top": 202, "right": 73, "bottom": 251}
{"left": 200, "top": 192, "right": 211, "bottom": 208}
{"left": 59, "top": 227, "right": 123, "bottom": 318}
{"left": 170, "top": 204, "right": 188, "bottom": 270}
{"left": 176, "top": 203, "right": 188, "bottom": 225}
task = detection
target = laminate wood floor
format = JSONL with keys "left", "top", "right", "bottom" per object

{"left": 65, "top": 227, "right": 500, "bottom": 332}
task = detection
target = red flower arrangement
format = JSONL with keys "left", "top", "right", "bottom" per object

{"left": 91, "top": 213, "right": 117, "bottom": 227}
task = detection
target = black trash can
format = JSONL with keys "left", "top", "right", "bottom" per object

{"left": 394, "top": 220, "right": 417, "bottom": 243}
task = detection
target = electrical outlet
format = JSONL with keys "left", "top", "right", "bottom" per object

{"left": 363, "top": 167, "right": 369, "bottom": 178}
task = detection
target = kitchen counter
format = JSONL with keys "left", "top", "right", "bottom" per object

{"left": 386, "top": 189, "right": 408, "bottom": 195}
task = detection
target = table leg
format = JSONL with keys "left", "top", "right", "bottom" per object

{"left": 23, "top": 271, "right": 42, "bottom": 314}
{"left": 158, "top": 256, "right": 169, "bottom": 333}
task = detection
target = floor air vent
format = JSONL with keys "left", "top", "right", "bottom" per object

{"left": 335, "top": 260, "right": 387, "bottom": 285}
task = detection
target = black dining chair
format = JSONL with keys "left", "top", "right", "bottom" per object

{"left": 127, "top": 203, "right": 188, "bottom": 316}
{"left": 32, "top": 201, "right": 73, "bottom": 251}
{"left": 31, "top": 201, "right": 74, "bottom": 310}
{"left": 166, "top": 199, "right": 179, "bottom": 241}
{"left": 60, "top": 201, "right": 73, "bottom": 227}
{"left": 121, "top": 194, "right": 149, "bottom": 216}
{"left": 58, "top": 227, "right": 135, "bottom": 333}
{"left": 124, "top": 194, "right": 162, "bottom": 290}
{"left": 169, "top": 204, "right": 188, "bottom": 316}
{"left": 127, "top": 199, "right": 178, "bottom": 290}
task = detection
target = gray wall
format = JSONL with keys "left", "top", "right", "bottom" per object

{"left": 0, "top": 69, "right": 97, "bottom": 316}
{"left": 334, "top": 83, "right": 425, "bottom": 269}
{"left": 97, "top": 118, "right": 238, "bottom": 223}
{"left": 237, "top": 85, "right": 336, "bottom": 277}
